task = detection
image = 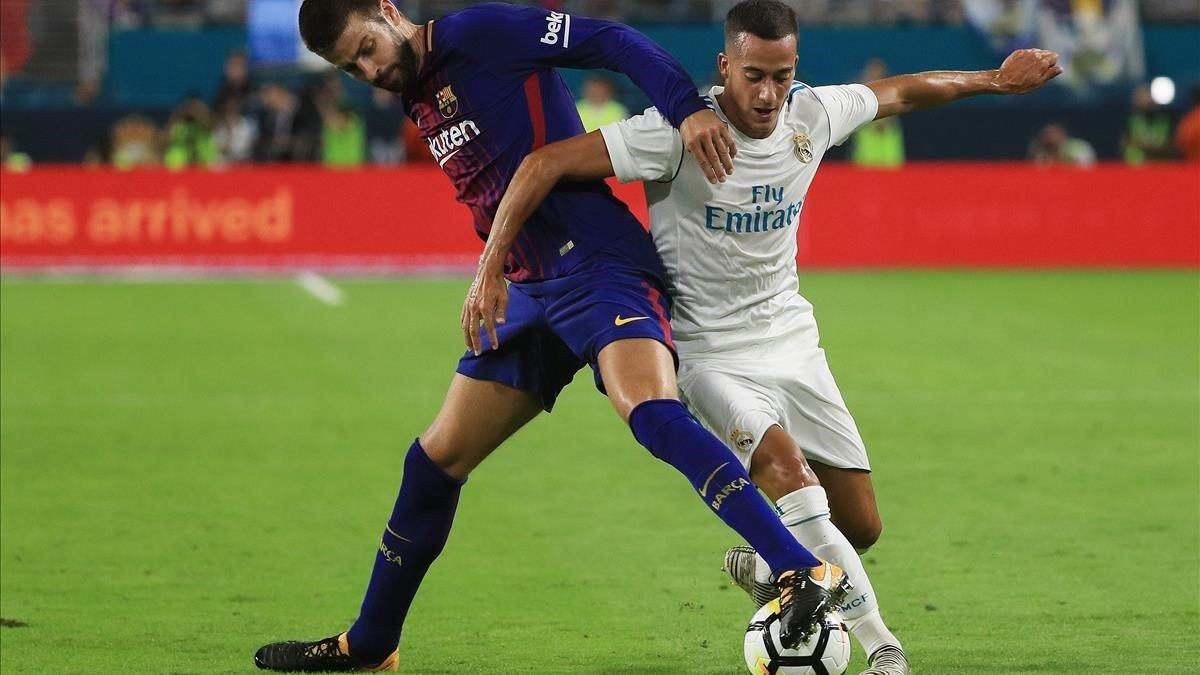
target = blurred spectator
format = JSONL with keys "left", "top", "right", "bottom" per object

{"left": 110, "top": 0, "right": 146, "bottom": 29}
{"left": 1, "top": 134, "right": 33, "bottom": 172}
{"left": 214, "top": 50, "right": 255, "bottom": 108}
{"left": 368, "top": 88, "right": 407, "bottom": 164}
{"left": 1175, "top": 86, "right": 1200, "bottom": 163}
{"left": 575, "top": 75, "right": 628, "bottom": 132}
{"left": 1121, "top": 84, "right": 1173, "bottom": 165}
{"left": 205, "top": 0, "right": 247, "bottom": 24}
{"left": 212, "top": 93, "right": 258, "bottom": 164}
{"left": 317, "top": 70, "right": 347, "bottom": 109}
{"left": 963, "top": 0, "right": 1039, "bottom": 55}
{"left": 73, "top": 78, "right": 101, "bottom": 107}
{"left": 1028, "top": 123, "right": 1095, "bottom": 167}
{"left": 109, "top": 115, "right": 160, "bottom": 169}
{"left": 293, "top": 79, "right": 326, "bottom": 160}
{"left": 321, "top": 103, "right": 366, "bottom": 167}
{"left": 0, "top": 0, "right": 33, "bottom": 82}
{"left": 1140, "top": 0, "right": 1200, "bottom": 22}
{"left": 163, "top": 96, "right": 217, "bottom": 168}
{"left": 255, "top": 83, "right": 321, "bottom": 162}
{"left": 851, "top": 58, "right": 905, "bottom": 168}
{"left": 153, "top": 0, "right": 206, "bottom": 28}
{"left": 1038, "top": 0, "right": 1144, "bottom": 92}
{"left": 256, "top": 83, "right": 298, "bottom": 161}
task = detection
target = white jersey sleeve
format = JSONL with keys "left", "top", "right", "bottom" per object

{"left": 812, "top": 84, "right": 879, "bottom": 147}
{"left": 599, "top": 107, "right": 685, "bottom": 183}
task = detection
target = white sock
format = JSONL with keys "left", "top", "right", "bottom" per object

{"left": 754, "top": 485, "right": 903, "bottom": 657}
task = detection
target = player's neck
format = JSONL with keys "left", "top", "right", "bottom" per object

{"left": 412, "top": 21, "right": 433, "bottom": 71}
{"left": 713, "top": 91, "right": 769, "bottom": 140}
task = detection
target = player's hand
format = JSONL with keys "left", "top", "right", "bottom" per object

{"left": 680, "top": 109, "right": 736, "bottom": 184}
{"left": 461, "top": 262, "right": 508, "bottom": 356}
{"left": 993, "top": 49, "right": 1063, "bottom": 94}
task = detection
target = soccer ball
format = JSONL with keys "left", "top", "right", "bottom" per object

{"left": 743, "top": 599, "right": 851, "bottom": 675}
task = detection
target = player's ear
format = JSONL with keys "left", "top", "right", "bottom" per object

{"left": 379, "top": 0, "right": 400, "bottom": 24}
{"left": 717, "top": 53, "right": 729, "bottom": 81}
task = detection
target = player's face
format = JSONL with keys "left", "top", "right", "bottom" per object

{"left": 325, "top": 3, "right": 419, "bottom": 93}
{"left": 717, "top": 33, "right": 797, "bottom": 139}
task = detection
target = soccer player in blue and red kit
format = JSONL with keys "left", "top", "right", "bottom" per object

{"left": 254, "top": 2, "right": 848, "bottom": 670}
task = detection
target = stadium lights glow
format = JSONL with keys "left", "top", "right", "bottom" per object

{"left": 1150, "top": 77, "right": 1176, "bottom": 106}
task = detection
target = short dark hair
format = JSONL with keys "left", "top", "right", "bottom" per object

{"left": 298, "top": 0, "right": 385, "bottom": 55}
{"left": 724, "top": 0, "right": 797, "bottom": 45}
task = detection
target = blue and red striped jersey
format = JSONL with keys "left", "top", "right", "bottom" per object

{"left": 401, "top": 3, "right": 706, "bottom": 282}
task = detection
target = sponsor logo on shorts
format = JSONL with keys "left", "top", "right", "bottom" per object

{"left": 614, "top": 315, "right": 650, "bottom": 326}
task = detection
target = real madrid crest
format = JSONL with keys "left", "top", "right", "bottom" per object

{"left": 729, "top": 428, "right": 755, "bottom": 452}
{"left": 793, "top": 132, "right": 813, "bottom": 163}
{"left": 436, "top": 85, "right": 458, "bottom": 119}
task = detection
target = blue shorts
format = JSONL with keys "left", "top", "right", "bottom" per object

{"left": 457, "top": 253, "right": 675, "bottom": 412}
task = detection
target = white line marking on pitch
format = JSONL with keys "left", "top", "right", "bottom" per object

{"left": 295, "top": 272, "right": 345, "bottom": 306}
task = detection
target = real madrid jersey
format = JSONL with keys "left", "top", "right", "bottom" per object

{"left": 599, "top": 83, "right": 878, "bottom": 356}
{"left": 403, "top": 3, "right": 709, "bottom": 282}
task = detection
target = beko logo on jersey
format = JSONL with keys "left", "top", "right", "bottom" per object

{"left": 426, "top": 119, "right": 481, "bottom": 166}
{"left": 539, "top": 11, "right": 571, "bottom": 47}
{"left": 704, "top": 184, "right": 802, "bottom": 234}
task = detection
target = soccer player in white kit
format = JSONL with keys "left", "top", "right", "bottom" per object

{"left": 468, "top": 2, "right": 1062, "bottom": 672}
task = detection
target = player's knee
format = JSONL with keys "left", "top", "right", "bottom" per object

{"left": 842, "top": 516, "right": 883, "bottom": 551}
{"left": 750, "top": 434, "right": 820, "bottom": 501}
{"left": 418, "top": 424, "right": 480, "bottom": 479}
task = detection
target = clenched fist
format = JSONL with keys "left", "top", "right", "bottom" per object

{"left": 993, "top": 49, "right": 1063, "bottom": 95}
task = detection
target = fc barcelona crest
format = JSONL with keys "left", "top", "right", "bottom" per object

{"left": 793, "top": 132, "right": 813, "bottom": 163}
{"left": 436, "top": 85, "right": 458, "bottom": 118}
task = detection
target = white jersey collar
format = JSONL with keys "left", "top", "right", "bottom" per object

{"left": 705, "top": 85, "right": 791, "bottom": 151}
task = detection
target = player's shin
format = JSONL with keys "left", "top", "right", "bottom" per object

{"left": 765, "top": 485, "right": 903, "bottom": 657}
{"left": 628, "top": 399, "right": 821, "bottom": 573}
{"left": 346, "top": 440, "right": 465, "bottom": 664}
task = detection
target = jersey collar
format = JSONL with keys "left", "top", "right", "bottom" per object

{"left": 706, "top": 85, "right": 790, "bottom": 150}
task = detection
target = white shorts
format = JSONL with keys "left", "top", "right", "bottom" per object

{"left": 678, "top": 344, "right": 870, "bottom": 472}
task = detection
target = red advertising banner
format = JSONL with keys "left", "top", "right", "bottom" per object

{"left": 1, "top": 164, "right": 1197, "bottom": 272}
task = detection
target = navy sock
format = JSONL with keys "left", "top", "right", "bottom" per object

{"left": 628, "top": 399, "right": 821, "bottom": 575}
{"left": 346, "top": 440, "right": 464, "bottom": 663}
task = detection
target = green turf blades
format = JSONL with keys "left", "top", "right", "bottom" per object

{"left": 1, "top": 273, "right": 1197, "bottom": 674}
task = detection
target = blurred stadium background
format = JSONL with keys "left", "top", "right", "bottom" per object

{"left": 1, "top": 1, "right": 1198, "bottom": 674}
{"left": 0, "top": 0, "right": 1198, "bottom": 271}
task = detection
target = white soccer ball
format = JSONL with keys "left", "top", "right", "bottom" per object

{"left": 743, "top": 599, "right": 852, "bottom": 675}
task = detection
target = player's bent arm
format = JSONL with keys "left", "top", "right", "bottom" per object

{"left": 480, "top": 132, "right": 616, "bottom": 275}
{"left": 461, "top": 132, "right": 615, "bottom": 355}
{"left": 868, "top": 48, "right": 1063, "bottom": 119}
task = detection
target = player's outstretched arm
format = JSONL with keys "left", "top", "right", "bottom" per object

{"left": 450, "top": 5, "right": 734, "bottom": 182}
{"left": 868, "top": 48, "right": 1062, "bottom": 120}
{"left": 461, "top": 132, "right": 616, "bottom": 355}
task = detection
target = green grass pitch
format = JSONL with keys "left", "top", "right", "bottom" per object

{"left": 1, "top": 272, "right": 1197, "bottom": 674}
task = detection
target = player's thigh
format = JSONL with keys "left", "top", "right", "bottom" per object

{"left": 776, "top": 351, "right": 872, "bottom": 474}
{"left": 678, "top": 361, "right": 780, "bottom": 463}
{"left": 808, "top": 461, "right": 882, "bottom": 550}
{"left": 421, "top": 373, "right": 542, "bottom": 479}
{"left": 544, "top": 267, "right": 679, "bottom": 422}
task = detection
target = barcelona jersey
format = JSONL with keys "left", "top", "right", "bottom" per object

{"left": 401, "top": 2, "right": 708, "bottom": 282}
